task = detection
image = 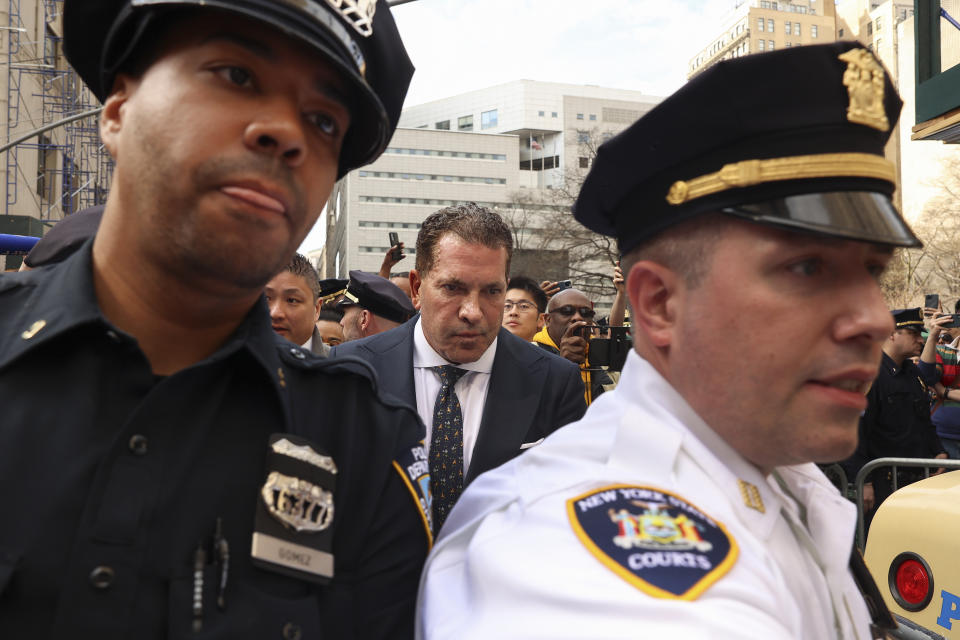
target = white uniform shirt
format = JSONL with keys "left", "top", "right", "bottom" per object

{"left": 413, "top": 317, "right": 496, "bottom": 474}
{"left": 417, "top": 351, "right": 872, "bottom": 640}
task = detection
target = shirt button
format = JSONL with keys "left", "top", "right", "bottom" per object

{"left": 89, "top": 566, "right": 115, "bottom": 590}
{"left": 289, "top": 348, "right": 306, "bottom": 360}
{"left": 106, "top": 330, "right": 120, "bottom": 342}
{"left": 128, "top": 434, "right": 148, "bottom": 456}
{"left": 281, "top": 622, "right": 302, "bottom": 640}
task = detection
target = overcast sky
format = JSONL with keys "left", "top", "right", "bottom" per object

{"left": 299, "top": 0, "right": 737, "bottom": 254}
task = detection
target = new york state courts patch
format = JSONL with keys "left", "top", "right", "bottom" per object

{"left": 567, "top": 484, "right": 738, "bottom": 600}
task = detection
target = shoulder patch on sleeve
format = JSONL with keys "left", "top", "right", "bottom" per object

{"left": 393, "top": 440, "right": 433, "bottom": 547}
{"left": 566, "top": 484, "right": 738, "bottom": 600}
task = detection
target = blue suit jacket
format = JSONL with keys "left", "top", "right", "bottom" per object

{"left": 332, "top": 319, "right": 587, "bottom": 484}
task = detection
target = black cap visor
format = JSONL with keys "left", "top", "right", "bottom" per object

{"left": 720, "top": 191, "right": 921, "bottom": 248}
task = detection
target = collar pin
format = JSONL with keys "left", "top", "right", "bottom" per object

{"left": 21, "top": 320, "right": 47, "bottom": 340}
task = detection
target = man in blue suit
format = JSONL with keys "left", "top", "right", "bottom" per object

{"left": 333, "top": 203, "right": 586, "bottom": 530}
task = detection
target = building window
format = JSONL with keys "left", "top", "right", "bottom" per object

{"left": 812, "top": 25, "right": 818, "bottom": 38}
{"left": 576, "top": 113, "right": 584, "bottom": 120}
{"left": 866, "top": 21, "right": 872, "bottom": 35}
{"left": 758, "top": 17, "right": 765, "bottom": 32}
{"left": 875, "top": 17, "right": 881, "bottom": 31}
{"left": 538, "top": 110, "right": 545, "bottom": 116}
{"left": 578, "top": 157, "right": 589, "bottom": 169}
{"left": 589, "top": 114, "right": 596, "bottom": 121}
{"left": 551, "top": 111, "right": 558, "bottom": 118}
{"left": 435, "top": 120, "right": 450, "bottom": 130}
{"left": 481, "top": 109, "right": 498, "bottom": 129}
{"left": 838, "top": 27, "right": 843, "bottom": 37}
{"left": 384, "top": 147, "right": 506, "bottom": 161}
{"left": 769, "top": 40, "right": 775, "bottom": 50}
{"left": 358, "top": 170, "right": 506, "bottom": 185}
{"left": 577, "top": 131, "right": 590, "bottom": 144}
{"left": 875, "top": 37, "right": 881, "bottom": 51}
{"left": 795, "top": 23, "right": 800, "bottom": 37}
{"left": 758, "top": 39, "right": 765, "bottom": 51}
{"left": 457, "top": 115, "right": 473, "bottom": 131}
{"left": 785, "top": 21, "right": 792, "bottom": 35}
{"left": 768, "top": 18, "right": 774, "bottom": 32}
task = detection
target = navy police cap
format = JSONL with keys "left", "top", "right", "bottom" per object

{"left": 63, "top": 0, "right": 413, "bottom": 178}
{"left": 892, "top": 308, "right": 924, "bottom": 331}
{"left": 338, "top": 269, "right": 414, "bottom": 324}
{"left": 318, "top": 277, "right": 348, "bottom": 302}
{"left": 574, "top": 41, "right": 920, "bottom": 253}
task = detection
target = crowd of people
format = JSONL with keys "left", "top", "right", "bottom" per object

{"left": 0, "top": 0, "right": 943, "bottom": 638}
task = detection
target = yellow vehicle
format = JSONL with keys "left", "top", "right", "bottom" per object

{"left": 865, "top": 471, "right": 960, "bottom": 638}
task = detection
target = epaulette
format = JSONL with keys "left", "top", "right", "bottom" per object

{"left": 0, "top": 268, "right": 39, "bottom": 295}
{"left": 275, "top": 345, "right": 416, "bottom": 415}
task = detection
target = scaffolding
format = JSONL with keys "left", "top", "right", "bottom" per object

{"left": 4, "top": 0, "right": 112, "bottom": 226}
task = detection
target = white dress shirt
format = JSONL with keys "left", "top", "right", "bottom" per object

{"left": 418, "top": 350, "right": 872, "bottom": 640}
{"left": 413, "top": 317, "right": 496, "bottom": 475}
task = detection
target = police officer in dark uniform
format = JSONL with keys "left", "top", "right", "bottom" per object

{"left": 845, "top": 308, "right": 946, "bottom": 524}
{"left": 0, "top": 1, "right": 431, "bottom": 638}
{"left": 337, "top": 269, "right": 416, "bottom": 342}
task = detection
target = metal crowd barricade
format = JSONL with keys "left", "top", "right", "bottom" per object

{"left": 854, "top": 457, "right": 960, "bottom": 550}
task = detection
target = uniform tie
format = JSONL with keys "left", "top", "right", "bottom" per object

{"left": 430, "top": 365, "right": 468, "bottom": 531}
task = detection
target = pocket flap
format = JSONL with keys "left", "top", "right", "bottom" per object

{"left": 0, "top": 549, "right": 20, "bottom": 594}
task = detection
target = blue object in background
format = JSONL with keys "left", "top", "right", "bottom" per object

{"left": 0, "top": 233, "right": 40, "bottom": 255}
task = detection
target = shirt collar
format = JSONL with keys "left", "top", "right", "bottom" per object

{"left": 881, "top": 351, "right": 905, "bottom": 375}
{"left": 610, "top": 351, "right": 781, "bottom": 539}
{"left": 0, "top": 237, "right": 288, "bottom": 404}
{"left": 413, "top": 316, "right": 497, "bottom": 373}
{"left": 0, "top": 238, "right": 105, "bottom": 371}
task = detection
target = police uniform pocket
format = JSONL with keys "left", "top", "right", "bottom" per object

{"left": 167, "top": 567, "right": 322, "bottom": 640}
{"left": 0, "top": 548, "right": 19, "bottom": 596}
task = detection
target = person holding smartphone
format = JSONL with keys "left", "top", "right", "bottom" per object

{"left": 533, "top": 287, "right": 613, "bottom": 405}
{"left": 919, "top": 303, "right": 960, "bottom": 458}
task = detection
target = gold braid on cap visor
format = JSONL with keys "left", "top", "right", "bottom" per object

{"left": 665, "top": 153, "right": 896, "bottom": 205}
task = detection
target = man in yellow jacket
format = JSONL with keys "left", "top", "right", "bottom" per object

{"left": 533, "top": 288, "right": 612, "bottom": 405}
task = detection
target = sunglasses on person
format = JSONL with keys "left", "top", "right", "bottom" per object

{"left": 551, "top": 305, "right": 596, "bottom": 319}
{"left": 504, "top": 300, "right": 538, "bottom": 313}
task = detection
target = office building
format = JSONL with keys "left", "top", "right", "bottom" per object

{"left": 325, "top": 80, "right": 661, "bottom": 311}
{"left": 688, "top": 0, "right": 837, "bottom": 79}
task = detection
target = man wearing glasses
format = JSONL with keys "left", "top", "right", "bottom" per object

{"left": 534, "top": 288, "right": 613, "bottom": 405}
{"left": 502, "top": 275, "right": 548, "bottom": 342}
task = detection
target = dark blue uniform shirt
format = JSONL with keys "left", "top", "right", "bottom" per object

{"left": 0, "top": 242, "right": 430, "bottom": 639}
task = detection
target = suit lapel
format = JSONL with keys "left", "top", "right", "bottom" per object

{"left": 362, "top": 319, "right": 418, "bottom": 407}
{"left": 466, "top": 330, "right": 546, "bottom": 484}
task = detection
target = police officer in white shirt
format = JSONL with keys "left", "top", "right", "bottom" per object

{"left": 417, "top": 42, "right": 921, "bottom": 640}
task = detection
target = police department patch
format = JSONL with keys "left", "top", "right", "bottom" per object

{"left": 393, "top": 441, "right": 433, "bottom": 546}
{"left": 567, "top": 484, "right": 738, "bottom": 600}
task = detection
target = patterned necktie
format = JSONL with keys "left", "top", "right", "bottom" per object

{"left": 430, "top": 364, "right": 468, "bottom": 531}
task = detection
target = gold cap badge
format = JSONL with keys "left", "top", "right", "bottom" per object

{"left": 839, "top": 48, "right": 889, "bottom": 132}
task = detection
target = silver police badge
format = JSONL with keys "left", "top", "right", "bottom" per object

{"left": 261, "top": 471, "right": 334, "bottom": 533}
{"left": 253, "top": 434, "right": 338, "bottom": 582}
